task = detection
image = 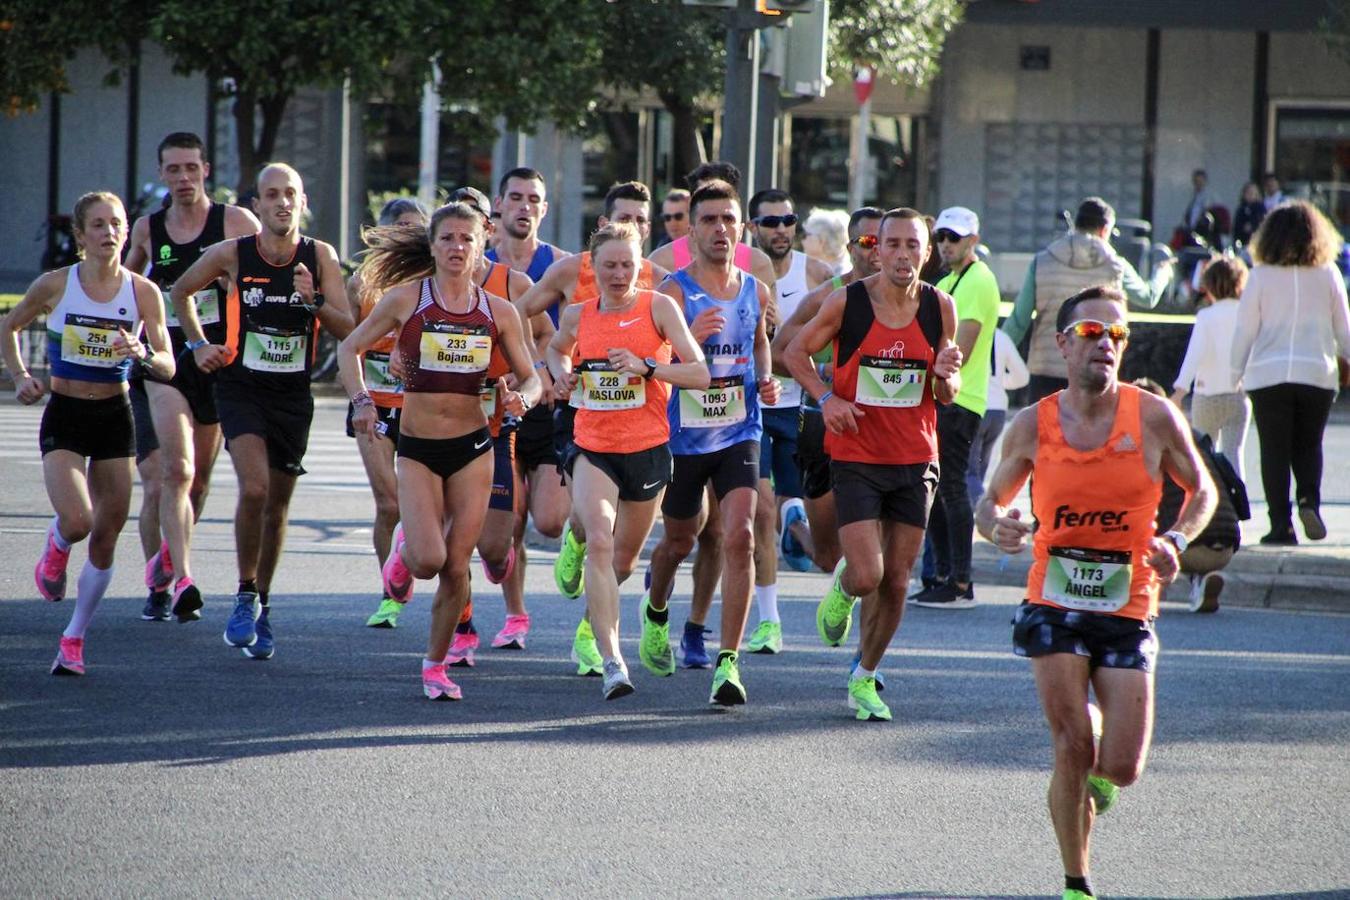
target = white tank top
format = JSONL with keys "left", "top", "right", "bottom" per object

{"left": 765, "top": 250, "right": 810, "bottom": 409}
{"left": 46, "top": 263, "right": 141, "bottom": 383}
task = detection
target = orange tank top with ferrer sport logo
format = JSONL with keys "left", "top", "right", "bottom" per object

{"left": 573, "top": 252, "right": 657, "bottom": 307}
{"left": 1028, "top": 385, "right": 1165, "bottom": 622}
{"left": 572, "top": 290, "right": 672, "bottom": 454}
{"left": 358, "top": 288, "right": 403, "bottom": 409}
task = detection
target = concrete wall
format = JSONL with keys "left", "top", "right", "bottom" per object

{"left": 936, "top": 24, "right": 1149, "bottom": 219}
{"left": 132, "top": 44, "right": 209, "bottom": 199}
{"left": 1153, "top": 30, "right": 1256, "bottom": 235}
{"left": 1268, "top": 32, "right": 1350, "bottom": 100}
{"left": 0, "top": 103, "right": 51, "bottom": 289}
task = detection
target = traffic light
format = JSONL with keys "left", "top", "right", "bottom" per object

{"left": 781, "top": 0, "right": 829, "bottom": 97}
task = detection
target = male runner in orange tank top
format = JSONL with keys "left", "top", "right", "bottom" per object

{"left": 975, "top": 286, "right": 1217, "bottom": 900}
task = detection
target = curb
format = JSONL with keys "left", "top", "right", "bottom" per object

{"left": 969, "top": 543, "right": 1349, "bottom": 614}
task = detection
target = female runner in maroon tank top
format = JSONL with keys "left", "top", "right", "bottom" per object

{"left": 337, "top": 202, "right": 541, "bottom": 701}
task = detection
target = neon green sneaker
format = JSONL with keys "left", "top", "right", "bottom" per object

{"left": 817, "top": 558, "right": 858, "bottom": 647}
{"left": 1062, "top": 891, "right": 1093, "bottom": 900}
{"left": 1087, "top": 774, "right": 1119, "bottom": 815}
{"left": 746, "top": 620, "right": 783, "bottom": 654}
{"left": 570, "top": 618, "right": 602, "bottom": 677}
{"left": 365, "top": 597, "right": 403, "bottom": 629}
{"left": 709, "top": 653, "right": 746, "bottom": 706}
{"left": 847, "top": 675, "right": 891, "bottom": 721}
{"left": 638, "top": 593, "right": 674, "bottom": 676}
{"left": 554, "top": 522, "right": 586, "bottom": 599}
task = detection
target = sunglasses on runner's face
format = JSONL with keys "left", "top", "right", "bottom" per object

{"left": 753, "top": 214, "right": 798, "bottom": 228}
{"left": 850, "top": 234, "right": 878, "bottom": 249}
{"left": 663, "top": 212, "right": 685, "bottom": 222}
{"left": 933, "top": 229, "right": 967, "bottom": 244}
{"left": 1063, "top": 319, "right": 1130, "bottom": 342}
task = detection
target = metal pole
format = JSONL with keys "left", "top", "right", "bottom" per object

{"left": 720, "top": 0, "right": 759, "bottom": 192}
{"left": 848, "top": 94, "right": 871, "bottom": 211}
{"left": 418, "top": 61, "right": 442, "bottom": 209}
{"left": 338, "top": 78, "right": 352, "bottom": 260}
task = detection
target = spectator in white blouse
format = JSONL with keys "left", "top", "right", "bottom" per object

{"left": 1230, "top": 200, "right": 1350, "bottom": 545}
{"left": 1172, "top": 257, "right": 1251, "bottom": 476}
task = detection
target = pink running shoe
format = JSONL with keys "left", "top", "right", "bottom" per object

{"left": 445, "top": 631, "right": 479, "bottom": 667}
{"left": 171, "top": 577, "right": 204, "bottom": 623}
{"left": 480, "top": 543, "right": 517, "bottom": 585}
{"left": 35, "top": 530, "right": 71, "bottom": 602}
{"left": 144, "top": 540, "right": 174, "bottom": 591}
{"left": 381, "top": 524, "right": 415, "bottom": 603}
{"left": 491, "top": 613, "right": 531, "bottom": 649}
{"left": 51, "top": 636, "right": 85, "bottom": 676}
{"left": 422, "top": 662, "right": 462, "bottom": 701}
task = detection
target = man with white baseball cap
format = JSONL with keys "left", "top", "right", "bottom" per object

{"left": 910, "top": 206, "right": 1002, "bottom": 609}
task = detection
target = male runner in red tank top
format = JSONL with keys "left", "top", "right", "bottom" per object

{"left": 783, "top": 208, "right": 963, "bottom": 723}
{"left": 975, "top": 286, "right": 1217, "bottom": 900}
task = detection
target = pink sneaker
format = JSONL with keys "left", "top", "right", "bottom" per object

{"left": 491, "top": 613, "right": 531, "bottom": 649}
{"left": 144, "top": 540, "right": 173, "bottom": 591}
{"left": 422, "top": 662, "right": 462, "bottom": 701}
{"left": 480, "top": 543, "right": 517, "bottom": 585}
{"left": 171, "top": 577, "right": 204, "bottom": 622}
{"left": 35, "top": 531, "right": 71, "bottom": 602}
{"left": 381, "top": 524, "right": 415, "bottom": 603}
{"left": 51, "top": 636, "right": 85, "bottom": 675}
{"left": 446, "top": 631, "right": 479, "bottom": 667}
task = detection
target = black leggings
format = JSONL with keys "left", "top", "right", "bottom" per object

{"left": 1247, "top": 383, "right": 1335, "bottom": 532}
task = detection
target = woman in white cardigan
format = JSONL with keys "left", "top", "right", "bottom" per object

{"left": 1172, "top": 257, "right": 1251, "bottom": 476}
{"left": 1230, "top": 201, "right": 1350, "bottom": 544}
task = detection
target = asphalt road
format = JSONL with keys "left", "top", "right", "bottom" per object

{"left": 1, "top": 398, "right": 1347, "bottom": 899}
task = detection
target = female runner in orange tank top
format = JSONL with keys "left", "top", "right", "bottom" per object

{"left": 344, "top": 198, "right": 427, "bottom": 630}
{"left": 337, "top": 202, "right": 541, "bottom": 701}
{"left": 546, "top": 222, "right": 709, "bottom": 700}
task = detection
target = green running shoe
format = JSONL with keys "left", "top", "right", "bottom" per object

{"left": 554, "top": 522, "right": 586, "bottom": 599}
{"left": 366, "top": 597, "right": 403, "bottom": 629}
{"left": 570, "top": 618, "right": 603, "bottom": 677}
{"left": 1087, "top": 774, "right": 1119, "bottom": 815}
{"left": 638, "top": 593, "right": 674, "bottom": 676}
{"left": 847, "top": 675, "right": 891, "bottom": 721}
{"left": 1062, "top": 891, "right": 1093, "bottom": 900}
{"left": 746, "top": 619, "right": 782, "bottom": 654}
{"left": 817, "top": 559, "right": 858, "bottom": 647}
{"left": 709, "top": 653, "right": 746, "bottom": 706}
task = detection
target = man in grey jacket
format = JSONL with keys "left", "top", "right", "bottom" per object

{"left": 1003, "top": 197, "right": 1172, "bottom": 402}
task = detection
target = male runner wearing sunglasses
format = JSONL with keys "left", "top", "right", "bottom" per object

{"left": 909, "top": 207, "right": 1000, "bottom": 610}
{"left": 743, "top": 189, "right": 832, "bottom": 652}
{"left": 660, "top": 189, "right": 690, "bottom": 245}
{"left": 976, "top": 285, "right": 1216, "bottom": 900}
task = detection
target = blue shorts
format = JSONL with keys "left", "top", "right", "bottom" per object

{"left": 759, "top": 406, "right": 802, "bottom": 498}
{"left": 1012, "top": 602, "right": 1159, "bottom": 673}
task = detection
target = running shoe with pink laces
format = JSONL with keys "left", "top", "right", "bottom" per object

{"left": 381, "top": 524, "right": 414, "bottom": 603}
{"left": 446, "top": 630, "right": 479, "bottom": 667}
{"left": 171, "top": 577, "right": 204, "bottom": 623}
{"left": 51, "top": 636, "right": 85, "bottom": 675}
{"left": 491, "top": 613, "right": 530, "bottom": 649}
{"left": 144, "top": 539, "right": 174, "bottom": 591}
{"left": 422, "top": 662, "right": 462, "bottom": 701}
{"left": 481, "top": 543, "right": 517, "bottom": 586}
{"left": 35, "top": 530, "right": 71, "bottom": 602}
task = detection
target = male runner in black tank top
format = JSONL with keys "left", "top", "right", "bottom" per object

{"left": 172, "top": 162, "right": 352, "bottom": 662}
{"left": 123, "top": 131, "right": 260, "bottom": 623}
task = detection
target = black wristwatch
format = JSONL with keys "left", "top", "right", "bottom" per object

{"left": 643, "top": 357, "right": 658, "bottom": 379}
{"left": 310, "top": 293, "right": 326, "bottom": 310}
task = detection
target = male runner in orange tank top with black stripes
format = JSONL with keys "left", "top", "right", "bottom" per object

{"left": 976, "top": 285, "right": 1217, "bottom": 900}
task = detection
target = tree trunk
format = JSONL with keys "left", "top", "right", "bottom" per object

{"left": 660, "top": 91, "right": 705, "bottom": 189}
{"left": 232, "top": 86, "right": 291, "bottom": 195}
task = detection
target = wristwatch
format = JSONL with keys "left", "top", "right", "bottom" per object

{"left": 643, "top": 357, "right": 658, "bottom": 379}
{"left": 1162, "top": 530, "right": 1189, "bottom": 553}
